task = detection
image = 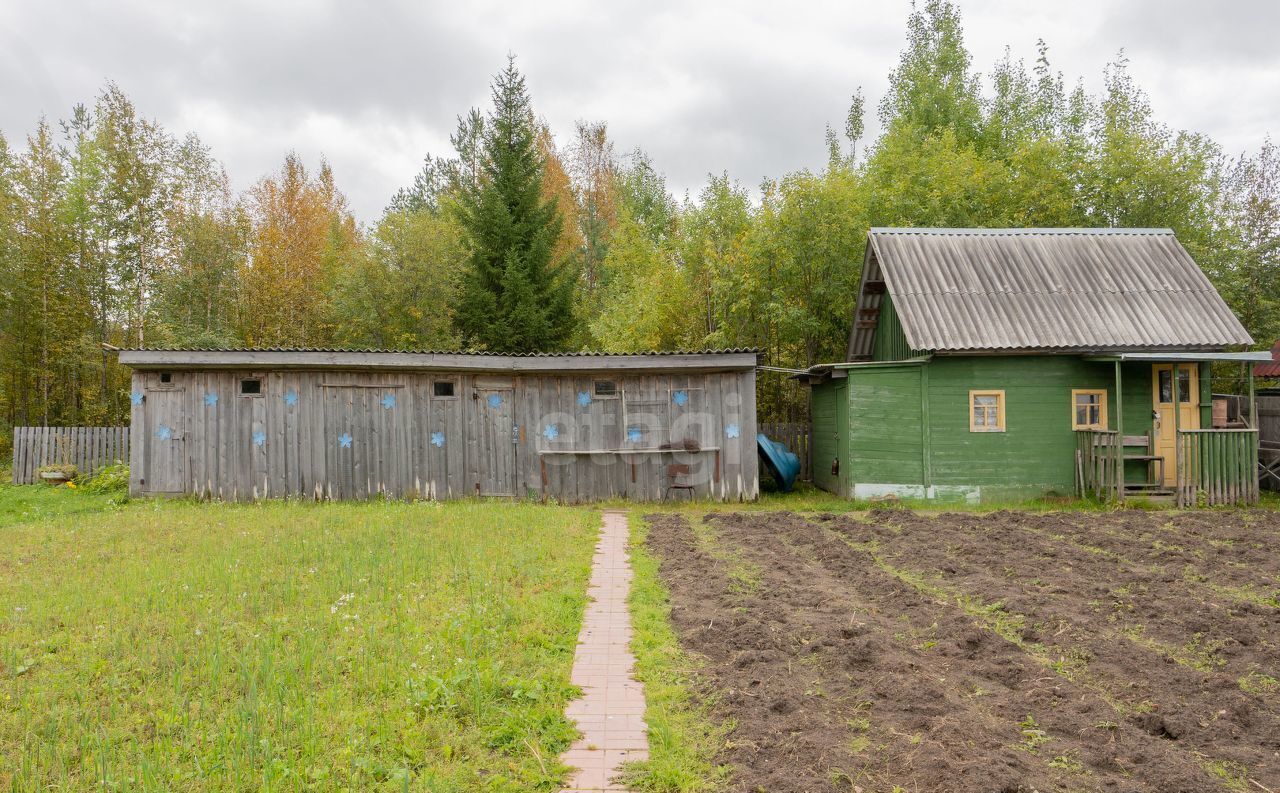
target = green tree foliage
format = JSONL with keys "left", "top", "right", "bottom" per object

{"left": 452, "top": 58, "right": 576, "bottom": 352}
{"left": 329, "top": 199, "right": 466, "bottom": 350}
{"left": 1218, "top": 138, "right": 1280, "bottom": 345}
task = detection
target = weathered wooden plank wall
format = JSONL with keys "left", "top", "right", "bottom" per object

{"left": 11, "top": 426, "right": 129, "bottom": 484}
{"left": 128, "top": 368, "right": 759, "bottom": 502}
{"left": 1261, "top": 395, "right": 1279, "bottom": 443}
{"left": 1261, "top": 395, "right": 1280, "bottom": 492}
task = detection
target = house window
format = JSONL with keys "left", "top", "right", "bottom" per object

{"left": 433, "top": 380, "right": 456, "bottom": 398}
{"left": 594, "top": 380, "right": 617, "bottom": 397}
{"left": 159, "top": 372, "right": 172, "bottom": 384}
{"left": 1071, "top": 389, "right": 1107, "bottom": 430}
{"left": 969, "top": 390, "right": 1006, "bottom": 432}
{"left": 240, "top": 378, "right": 262, "bottom": 395}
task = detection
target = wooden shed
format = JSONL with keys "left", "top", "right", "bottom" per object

{"left": 118, "top": 348, "right": 760, "bottom": 502}
{"left": 805, "top": 228, "right": 1269, "bottom": 506}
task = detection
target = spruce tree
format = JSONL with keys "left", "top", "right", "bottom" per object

{"left": 453, "top": 57, "right": 575, "bottom": 352}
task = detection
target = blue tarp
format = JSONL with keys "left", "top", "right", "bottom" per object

{"left": 757, "top": 433, "right": 800, "bottom": 492}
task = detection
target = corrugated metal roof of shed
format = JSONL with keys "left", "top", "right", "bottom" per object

{"left": 1256, "top": 341, "right": 1280, "bottom": 377}
{"left": 117, "top": 346, "right": 760, "bottom": 356}
{"left": 866, "top": 228, "right": 1253, "bottom": 352}
{"left": 115, "top": 347, "right": 762, "bottom": 373}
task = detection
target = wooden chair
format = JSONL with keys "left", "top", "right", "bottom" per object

{"left": 665, "top": 463, "right": 695, "bottom": 500}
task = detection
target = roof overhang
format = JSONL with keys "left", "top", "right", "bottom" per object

{"left": 800, "top": 356, "right": 931, "bottom": 383}
{"left": 1082, "top": 351, "right": 1273, "bottom": 363}
{"left": 117, "top": 349, "right": 761, "bottom": 373}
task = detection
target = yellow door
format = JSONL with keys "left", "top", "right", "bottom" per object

{"left": 1152, "top": 363, "right": 1200, "bottom": 485}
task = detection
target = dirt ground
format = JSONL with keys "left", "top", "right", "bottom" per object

{"left": 646, "top": 508, "right": 1280, "bottom": 793}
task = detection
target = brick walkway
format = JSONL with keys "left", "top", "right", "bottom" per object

{"left": 560, "top": 510, "right": 648, "bottom": 792}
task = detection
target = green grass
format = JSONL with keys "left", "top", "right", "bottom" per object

{"left": 617, "top": 513, "right": 730, "bottom": 792}
{"left": 0, "top": 487, "right": 598, "bottom": 791}
{"left": 0, "top": 481, "right": 129, "bottom": 528}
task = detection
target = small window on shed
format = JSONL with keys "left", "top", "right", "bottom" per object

{"left": 1071, "top": 389, "right": 1107, "bottom": 430}
{"left": 969, "top": 390, "right": 1006, "bottom": 433}
{"left": 159, "top": 372, "right": 172, "bottom": 384}
{"left": 240, "top": 378, "right": 262, "bottom": 396}
{"left": 594, "top": 380, "right": 617, "bottom": 397}
{"left": 433, "top": 380, "right": 456, "bottom": 398}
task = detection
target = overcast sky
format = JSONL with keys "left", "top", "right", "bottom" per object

{"left": 2, "top": 0, "right": 1278, "bottom": 223}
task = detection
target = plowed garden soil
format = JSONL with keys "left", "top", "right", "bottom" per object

{"left": 646, "top": 508, "right": 1280, "bottom": 793}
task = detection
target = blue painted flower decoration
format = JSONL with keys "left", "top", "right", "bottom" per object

{"left": 430, "top": 431, "right": 445, "bottom": 448}
{"left": 725, "top": 423, "right": 740, "bottom": 439}
{"left": 156, "top": 424, "right": 172, "bottom": 440}
{"left": 381, "top": 393, "right": 396, "bottom": 410}
{"left": 672, "top": 390, "right": 689, "bottom": 407}
{"left": 283, "top": 390, "right": 298, "bottom": 407}
{"left": 252, "top": 430, "right": 266, "bottom": 447}
{"left": 626, "top": 426, "right": 643, "bottom": 444}
{"left": 338, "top": 433, "right": 353, "bottom": 449}
{"left": 130, "top": 391, "right": 144, "bottom": 406}
{"left": 204, "top": 392, "right": 218, "bottom": 407}
{"left": 543, "top": 424, "right": 560, "bottom": 441}
{"left": 577, "top": 391, "right": 592, "bottom": 407}
{"left": 487, "top": 393, "right": 502, "bottom": 409}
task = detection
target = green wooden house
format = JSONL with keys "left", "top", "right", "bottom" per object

{"left": 805, "top": 228, "right": 1270, "bottom": 506}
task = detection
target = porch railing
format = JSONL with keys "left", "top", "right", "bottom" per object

{"left": 1075, "top": 429, "right": 1121, "bottom": 501}
{"left": 1176, "top": 429, "right": 1259, "bottom": 507}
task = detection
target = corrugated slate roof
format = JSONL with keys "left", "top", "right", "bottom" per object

{"left": 115, "top": 347, "right": 761, "bottom": 373}
{"left": 865, "top": 228, "right": 1252, "bottom": 353}
{"left": 117, "top": 346, "right": 759, "bottom": 357}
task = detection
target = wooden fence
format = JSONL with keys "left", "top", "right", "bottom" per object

{"left": 1075, "top": 429, "right": 1121, "bottom": 501}
{"left": 11, "top": 426, "right": 129, "bottom": 484}
{"left": 759, "top": 421, "right": 811, "bottom": 482}
{"left": 1176, "top": 429, "right": 1259, "bottom": 507}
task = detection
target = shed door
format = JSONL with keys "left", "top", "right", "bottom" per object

{"left": 146, "top": 388, "right": 186, "bottom": 492}
{"left": 1153, "top": 364, "right": 1200, "bottom": 485}
{"left": 323, "top": 385, "right": 406, "bottom": 500}
{"left": 475, "top": 386, "right": 516, "bottom": 496}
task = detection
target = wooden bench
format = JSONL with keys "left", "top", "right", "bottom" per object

{"left": 1093, "top": 431, "right": 1164, "bottom": 491}
{"left": 1121, "top": 431, "right": 1165, "bottom": 490}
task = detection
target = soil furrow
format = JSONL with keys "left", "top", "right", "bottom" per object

{"left": 820, "top": 510, "right": 1280, "bottom": 783}
{"left": 650, "top": 511, "right": 1237, "bottom": 792}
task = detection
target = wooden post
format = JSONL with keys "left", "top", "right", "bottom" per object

{"left": 1249, "top": 363, "right": 1258, "bottom": 504}
{"left": 1114, "top": 361, "right": 1124, "bottom": 503}
{"left": 920, "top": 365, "right": 932, "bottom": 492}
{"left": 1173, "top": 363, "right": 1183, "bottom": 504}
{"left": 1249, "top": 362, "right": 1258, "bottom": 429}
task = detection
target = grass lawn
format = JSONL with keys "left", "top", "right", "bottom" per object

{"left": 0, "top": 485, "right": 598, "bottom": 791}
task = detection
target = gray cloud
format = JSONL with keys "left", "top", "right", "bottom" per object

{"left": 1, "top": 0, "right": 1277, "bottom": 222}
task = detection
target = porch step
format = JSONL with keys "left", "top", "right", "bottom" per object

{"left": 1124, "top": 483, "right": 1174, "bottom": 492}
{"left": 1124, "top": 484, "right": 1176, "bottom": 501}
